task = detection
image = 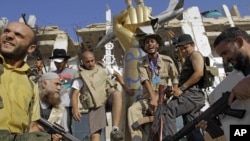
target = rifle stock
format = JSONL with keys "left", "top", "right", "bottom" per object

{"left": 37, "top": 117, "right": 81, "bottom": 141}
{"left": 163, "top": 91, "right": 246, "bottom": 141}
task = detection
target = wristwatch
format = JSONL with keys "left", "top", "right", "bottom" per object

{"left": 179, "top": 85, "right": 186, "bottom": 91}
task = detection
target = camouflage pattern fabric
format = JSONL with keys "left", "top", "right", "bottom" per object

{"left": 0, "top": 130, "right": 51, "bottom": 141}
{"left": 48, "top": 105, "right": 65, "bottom": 125}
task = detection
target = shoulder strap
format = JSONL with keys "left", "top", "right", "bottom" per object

{"left": 25, "top": 75, "right": 35, "bottom": 133}
{"left": 0, "top": 61, "right": 4, "bottom": 83}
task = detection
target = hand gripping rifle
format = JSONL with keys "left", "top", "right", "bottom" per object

{"left": 37, "top": 117, "right": 81, "bottom": 141}
{"left": 163, "top": 91, "right": 246, "bottom": 141}
{"left": 148, "top": 79, "right": 173, "bottom": 141}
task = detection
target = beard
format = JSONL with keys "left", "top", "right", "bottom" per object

{"left": 40, "top": 89, "right": 61, "bottom": 107}
{"left": 0, "top": 45, "right": 27, "bottom": 60}
{"left": 234, "top": 52, "right": 250, "bottom": 75}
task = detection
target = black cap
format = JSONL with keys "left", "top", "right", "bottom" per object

{"left": 176, "top": 34, "right": 194, "bottom": 47}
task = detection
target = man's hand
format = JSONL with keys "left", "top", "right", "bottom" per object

{"left": 229, "top": 76, "right": 250, "bottom": 104}
{"left": 52, "top": 133, "right": 63, "bottom": 141}
{"left": 72, "top": 107, "right": 81, "bottom": 122}
{"left": 150, "top": 97, "right": 158, "bottom": 112}
{"left": 195, "top": 120, "right": 208, "bottom": 131}
{"left": 29, "top": 121, "right": 45, "bottom": 132}
{"left": 171, "top": 87, "right": 183, "bottom": 97}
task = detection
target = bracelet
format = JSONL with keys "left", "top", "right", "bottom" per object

{"left": 179, "top": 85, "right": 186, "bottom": 91}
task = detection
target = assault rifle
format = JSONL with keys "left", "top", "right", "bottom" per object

{"left": 37, "top": 117, "right": 81, "bottom": 141}
{"left": 148, "top": 85, "right": 165, "bottom": 141}
{"left": 148, "top": 81, "right": 173, "bottom": 141}
{"left": 163, "top": 91, "right": 246, "bottom": 141}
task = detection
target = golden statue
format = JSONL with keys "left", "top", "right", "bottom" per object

{"left": 113, "top": 1, "right": 153, "bottom": 141}
{"left": 111, "top": 1, "right": 184, "bottom": 140}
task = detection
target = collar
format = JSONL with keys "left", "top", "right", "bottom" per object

{"left": 0, "top": 54, "right": 30, "bottom": 72}
{"left": 40, "top": 100, "right": 51, "bottom": 109}
{"left": 0, "top": 55, "right": 5, "bottom": 64}
{"left": 143, "top": 54, "right": 163, "bottom": 68}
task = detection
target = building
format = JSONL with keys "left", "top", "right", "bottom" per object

{"left": 23, "top": 5, "right": 250, "bottom": 74}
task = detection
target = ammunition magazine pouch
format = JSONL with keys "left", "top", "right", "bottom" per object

{"left": 105, "top": 78, "right": 117, "bottom": 94}
{"left": 79, "top": 64, "right": 118, "bottom": 109}
{"left": 79, "top": 91, "right": 95, "bottom": 109}
{"left": 139, "top": 99, "right": 152, "bottom": 116}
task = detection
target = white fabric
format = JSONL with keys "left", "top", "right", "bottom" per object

{"left": 40, "top": 100, "right": 50, "bottom": 109}
{"left": 55, "top": 68, "right": 76, "bottom": 107}
{"left": 53, "top": 58, "right": 64, "bottom": 63}
{"left": 72, "top": 78, "right": 83, "bottom": 90}
{"left": 112, "top": 65, "right": 123, "bottom": 76}
{"left": 106, "top": 66, "right": 114, "bottom": 75}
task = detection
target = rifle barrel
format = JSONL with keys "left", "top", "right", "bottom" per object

{"left": 37, "top": 118, "right": 81, "bottom": 141}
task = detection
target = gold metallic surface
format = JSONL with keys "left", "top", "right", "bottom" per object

{"left": 114, "top": 1, "right": 153, "bottom": 140}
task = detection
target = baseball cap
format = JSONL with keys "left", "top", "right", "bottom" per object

{"left": 176, "top": 34, "right": 194, "bottom": 47}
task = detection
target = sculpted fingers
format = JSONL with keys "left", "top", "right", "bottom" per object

{"left": 113, "top": 1, "right": 153, "bottom": 50}
{"left": 125, "top": 2, "right": 152, "bottom": 24}
{"left": 134, "top": 5, "right": 152, "bottom": 23}
{"left": 137, "top": 5, "right": 152, "bottom": 23}
{"left": 127, "top": 6, "right": 137, "bottom": 24}
{"left": 113, "top": 10, "right": 129, "bottom": 26}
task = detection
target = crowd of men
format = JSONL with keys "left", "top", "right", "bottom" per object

{"left": 0, "top": 20, "right": 250, "bottom": 141}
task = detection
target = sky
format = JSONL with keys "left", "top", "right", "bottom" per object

{"left": 0, "top": 0, "right": 249, "bottom": 41}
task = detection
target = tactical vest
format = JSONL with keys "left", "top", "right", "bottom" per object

{"left": 79, "top": 64, "right": 117, "bottom": 109}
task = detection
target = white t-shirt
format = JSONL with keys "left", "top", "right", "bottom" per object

{"left": 54, "top": 68, "right": 77, "bottom": 107}
{"left": 72, "top": 78, "right": 83, "bottom": 90}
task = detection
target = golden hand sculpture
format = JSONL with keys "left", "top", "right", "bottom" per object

{"left": 114, "top": 1, "right": 152, "bottom": 50}
{"left": 113, "top": 2, "right": 154, "bottom": 140}
{"left": 113, "top": 1, "right": 152, "bottom": 92}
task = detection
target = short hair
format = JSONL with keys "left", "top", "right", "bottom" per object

{"left": 213, "top": 27, "right": 250, "bottom": 48}
{"left": 19, "top": 21, "right": 37, "bottom": 45}
{"left": 81, "top": 50, "right": 95, "bottom": 58}
{"left": 25, "top": 24, "right": 37, "bottom": 46}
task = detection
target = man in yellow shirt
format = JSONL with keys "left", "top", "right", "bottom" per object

{"left": 0, "top": 21, "right": 50, "bottom": 140}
